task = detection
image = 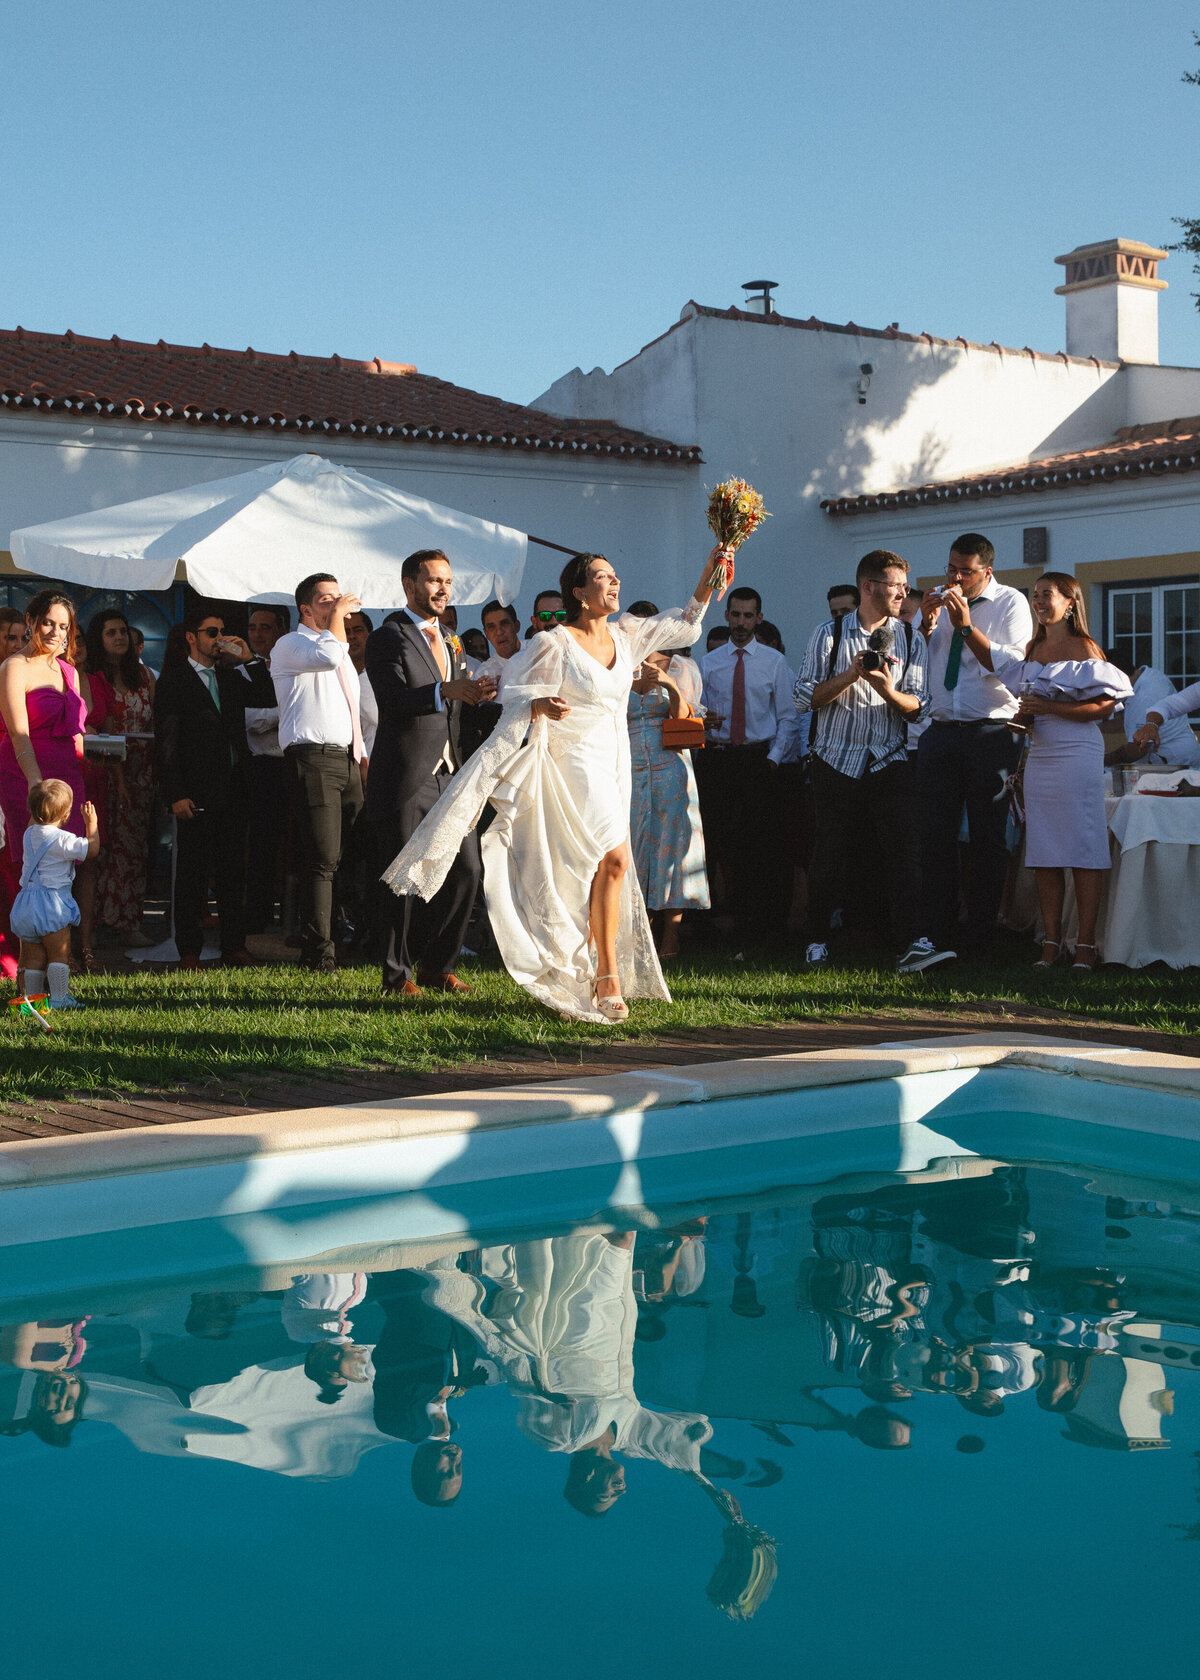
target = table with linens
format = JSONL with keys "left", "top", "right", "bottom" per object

{"left": 1010, "top": 771, "right": 1200, "bottom": 968}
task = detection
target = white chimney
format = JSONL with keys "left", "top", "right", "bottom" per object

{"left": 1054, "top": 238, "right": 1168, "bottom": 363}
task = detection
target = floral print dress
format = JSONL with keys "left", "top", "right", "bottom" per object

{"left": 96, "top": 678, "right": 155, "bottom": 934}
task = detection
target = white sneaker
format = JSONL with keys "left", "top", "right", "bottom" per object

{"left": 805, "top": 942, "right": 829, "bottom": 968}
{"left": 897, "top": 937, "right": 956, "bottom": 974}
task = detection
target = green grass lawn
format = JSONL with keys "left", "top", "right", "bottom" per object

{"left": 3, "top": 946, "right": 1197, "bottom": 1109}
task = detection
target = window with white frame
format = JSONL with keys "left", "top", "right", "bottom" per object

{"left": 1107, "top": 581, "right": 1200, "bottom": 689}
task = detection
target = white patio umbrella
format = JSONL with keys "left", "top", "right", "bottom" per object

{"left": 9, "top": 452, "right": 528, "bottom": 608}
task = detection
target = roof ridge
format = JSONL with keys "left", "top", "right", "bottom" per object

{"left": 682, "top": 302, "right": 1121, "bottom": 370}
{"left": 822, "top": 421, "right": 1200, "bottom": 515}
{"left": 3, "top": 324, "right": 417, "bottom": 376}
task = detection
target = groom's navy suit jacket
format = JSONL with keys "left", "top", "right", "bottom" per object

{"left": 363, "top": 611, "right": 473, "bottom": 821}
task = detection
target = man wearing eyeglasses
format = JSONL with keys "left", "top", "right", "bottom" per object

{"left": 153, "top": 606, "right": 277, "bottom": 969}
{"left": 910, "top": 532, "right": 1033, "bottom": 966}
{"left": 526, "top": 590, "right": 566, "bottom": 639}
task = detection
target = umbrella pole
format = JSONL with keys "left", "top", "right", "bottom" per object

{"left": 527, "top": 534, "right": 578, "bottom": 557}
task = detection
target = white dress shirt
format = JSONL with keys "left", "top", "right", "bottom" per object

{"left": 923, "top": 578, "right": 1034, "bottom": 723}
{"left": 270, "top": 625, "right": 361, "bottom": 751}
{"left": 1141, "top": 671, "right": 1200, "bottom": 762}
{"left": 699, "top": 637, "right": 800, "bottom": 763}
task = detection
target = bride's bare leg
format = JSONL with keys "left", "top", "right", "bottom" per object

{"left": 589, "top": 845, "right": 629, "bottom": 997}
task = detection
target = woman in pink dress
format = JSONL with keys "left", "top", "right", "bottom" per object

{"left": 0, "top": 607, "right": 30, "bottom": 978}
{"left": 0, "top": 592, "right": 89, "bottom": 978}
{"left": 84, "top": 610, "right": 156, "bottom": 944}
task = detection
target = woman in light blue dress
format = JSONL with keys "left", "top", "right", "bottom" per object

{"left": 626, "top": 602, "right": 710, "bottom": 958}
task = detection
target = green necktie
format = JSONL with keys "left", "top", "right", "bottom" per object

{"left": 203, "top": 666, "right": 221, "bottom": 711}
{"left": 943, "top": 628, "right": 965, "bottom": 691}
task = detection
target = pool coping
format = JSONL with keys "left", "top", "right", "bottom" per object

{"left": 1, "top": 1030, "right": 1198, "bottom": 1188}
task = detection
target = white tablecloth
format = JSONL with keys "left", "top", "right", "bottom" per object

{"left": 1104, "top": 789, "right": 1200, "bottom": 968}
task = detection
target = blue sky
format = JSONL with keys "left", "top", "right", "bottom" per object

{"left": 6, "top": 1, "right": 1200, "bottom": 408}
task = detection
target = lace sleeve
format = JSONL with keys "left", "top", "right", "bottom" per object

{"left": 498, "top": 630, "right": 568, "bottom": 710}
{"left": 618, "top": 596, "right": 710, "bottom": 665}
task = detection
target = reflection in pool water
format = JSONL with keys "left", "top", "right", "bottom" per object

{"left": 2, "top": 1158, "right": 1198, "bottom": 1678}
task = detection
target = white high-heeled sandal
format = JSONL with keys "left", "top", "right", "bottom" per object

{"left": 592, "top": 974, "right": 629, "bottom": 1022}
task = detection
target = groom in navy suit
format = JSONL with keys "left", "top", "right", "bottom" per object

{"left": 365, "top": 549, "right": 494, "bottom": 997}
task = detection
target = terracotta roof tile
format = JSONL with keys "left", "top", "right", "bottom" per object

{"left": 0, "top": 326, "right": 701, "bottom": 463}
{"left": 821, "top": 416, "right": 1200, "bottom": 516}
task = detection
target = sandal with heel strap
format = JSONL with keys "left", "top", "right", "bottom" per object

{"left": 592, "top": 973, "right": 629, "bottom": 1023}
{"left": 1033, "top": 939, "right": 1061, "bottom": 971}
{"left": 1071, "top": 941, "right": 1098, "bottom": 971}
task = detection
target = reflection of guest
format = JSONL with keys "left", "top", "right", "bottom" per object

{"left": 0, "top": 1367, "right": 88, "bottom": 1447}
{"left": 371, "top": 1269, "right": 489, "bottom": 1451}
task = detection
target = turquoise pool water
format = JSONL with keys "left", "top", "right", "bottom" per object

{"left": 2, "top": 1126, "right": 1199, "bottom": 1680}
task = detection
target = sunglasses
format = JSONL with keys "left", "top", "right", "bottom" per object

{"left": 536, "top": 609, "right": 567, "bottom": 623}
{"left": 198, "top": 626, "right": 224, "bottom": 637}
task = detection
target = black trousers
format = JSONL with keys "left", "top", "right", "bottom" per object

{"left": 373, "top": 772, "right": 482, "bottom": 988}
{"left": 807, "top": 756, "right": 919, "bottom": 949}
{"left": 694, "top": 743, "right": 790, "bottom": 939}
{"left": 285, "top": 745, "right": 364, "bottom": 965}
{"left": 917, "top": 721, "right": 1022, "bottom": 950}
{"left": 173, "top": 801, "right": 249, "bottom": 959}
{"left": 245, "top": 755, "right": 287, "bottom": 931}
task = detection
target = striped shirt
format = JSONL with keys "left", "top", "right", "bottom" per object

{"left": 793, "top": 614, "right": 929, "bottom": 777}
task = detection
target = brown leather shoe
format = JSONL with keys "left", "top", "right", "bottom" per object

{"left": 384, "top": 978, "right": 424, "bottom": 999}
{"left": 418, "top": 971, "right": 473, "bottom": 995}
{"left": 177, "top": 955, "right": 203, "bottom": 971}
{"left": 219, "top": 949, "right": 261, "bottom": 968}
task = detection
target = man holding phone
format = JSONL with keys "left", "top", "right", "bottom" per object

{"left": 153, "top": 605, "right": 276, "bottom": 969}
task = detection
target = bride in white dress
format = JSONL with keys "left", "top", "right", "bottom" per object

{"left": 384, "top": 544, "right": 732, "bottom": 1022}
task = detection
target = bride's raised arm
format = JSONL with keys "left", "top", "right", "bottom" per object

{"left": 618, "top": 544, "right": 734, "bottom": 666}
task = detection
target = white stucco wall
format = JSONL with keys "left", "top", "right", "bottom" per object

{"left": 536, "top": 307, "right": 1200, "bottom": 655}
{"left": 0, "top": 413, "right": 703, "bottom": 622}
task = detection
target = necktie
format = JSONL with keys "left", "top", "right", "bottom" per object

{"left": 203, "top": 666, "right": 236, "bottom": 765}
{"left": 943, "top": 628, "right": 965, "bottom": 691}
{"left": 336, "top": 659, "right": 366, "bottom": 762}
{"left": 730, "top": 648, "right": 747, "bottom": 745}
{"left": 423, "top": 621, "right": 449, "bottom": 682}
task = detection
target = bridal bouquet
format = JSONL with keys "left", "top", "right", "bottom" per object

{"left": 706, "top": 479, "right": 770, "bottom": 595}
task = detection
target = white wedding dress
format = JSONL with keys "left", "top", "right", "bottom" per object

{"left": 383, "top": 597, "right": 708, "bottom": 1022}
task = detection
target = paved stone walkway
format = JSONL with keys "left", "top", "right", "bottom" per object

{"left": 2, "top": 1001, "right": 1196, "bottom": 1143}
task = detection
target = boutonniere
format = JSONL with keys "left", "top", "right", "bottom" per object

{"left": 448, "top": 634, "right": 463, "bottom": 658}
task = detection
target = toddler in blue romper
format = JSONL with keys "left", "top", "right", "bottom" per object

{"left": 10, "top": 778, "right": 98, "bottom": 1010}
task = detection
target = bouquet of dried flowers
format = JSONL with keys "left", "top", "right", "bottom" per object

{"left": 705, "top": 479, "right": 770, "bottom": 594}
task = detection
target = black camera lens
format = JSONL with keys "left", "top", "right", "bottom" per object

{"left": 860, "top": 649, "right": 884, "bottom": 672}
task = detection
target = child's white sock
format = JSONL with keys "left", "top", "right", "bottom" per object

{"left": 47, "top": 963, "right": 70, "bottom": 1002}
{"left": 23, "top": 968, "right": 46, "bottom": 996}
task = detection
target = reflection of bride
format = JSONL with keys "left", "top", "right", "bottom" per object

{"left": 384, "top": 545, "right": 731, "bottom": 1022}
{"left": 419, "top": 1233, "right": 777, "bottom": 1619}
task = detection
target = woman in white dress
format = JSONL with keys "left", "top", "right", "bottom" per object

{"left": 947, "top": 571, "right": 1131, "bottom": 970}
{"left": 384, "top": 543, "right": 731, "bottom": 1022}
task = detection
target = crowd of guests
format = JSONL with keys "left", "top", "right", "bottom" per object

{"left": 0, "top": 524, "right": 1193, "bottom": 1001}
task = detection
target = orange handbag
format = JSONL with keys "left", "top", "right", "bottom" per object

{"left": 661, "top": 714, "right": 706, "bottom": 750}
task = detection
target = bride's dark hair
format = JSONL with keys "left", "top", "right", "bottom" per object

{"left": 560, "top": 553, "right": 606, "bottom": 623}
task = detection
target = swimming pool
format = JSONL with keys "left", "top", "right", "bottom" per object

{"left": 3, "top": 1040, "right": 1199, "bottom": 1679}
